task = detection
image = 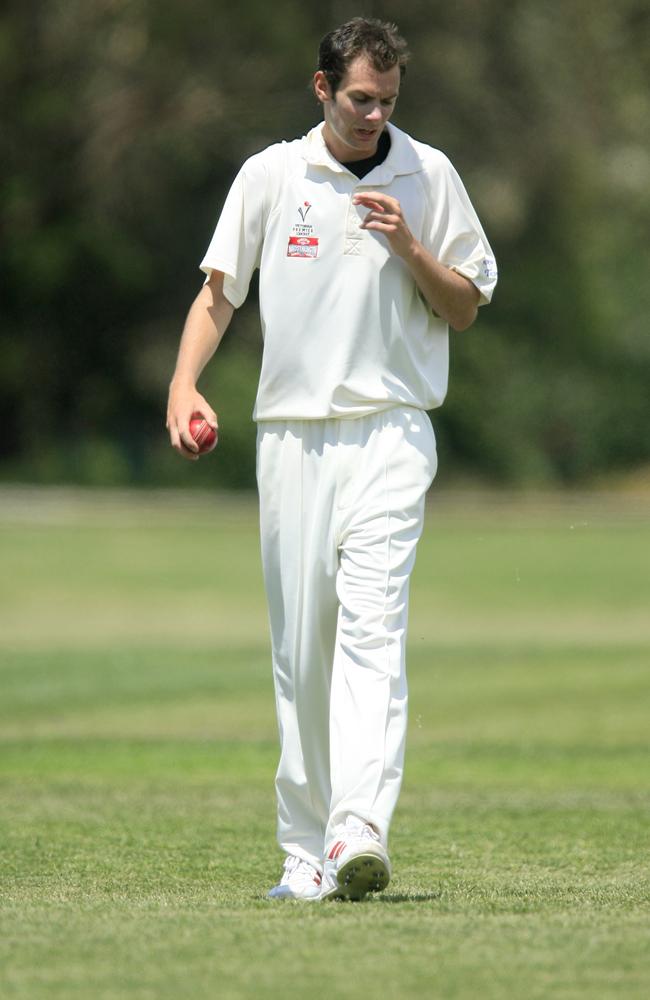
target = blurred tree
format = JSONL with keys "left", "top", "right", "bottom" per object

{"left": 1, "top": 0, "right": 649, "bottom": 486}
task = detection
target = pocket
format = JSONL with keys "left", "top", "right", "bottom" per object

{"left": 405, "top": 408, "right": 437, "bottom": 488}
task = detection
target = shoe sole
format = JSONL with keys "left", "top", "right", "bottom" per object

{"left": 267, "top": 886, "right": 322, "bottom": 900}
{"left": 321, "top": 852, "right": 390, "bottom": 902}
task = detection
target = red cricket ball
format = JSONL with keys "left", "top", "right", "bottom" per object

{"left": 189, "top": 412, "right": 218, "bottom": 454}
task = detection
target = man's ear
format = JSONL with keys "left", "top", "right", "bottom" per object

{"left": 313, "top": 71, "right": 332, "bottom": 104}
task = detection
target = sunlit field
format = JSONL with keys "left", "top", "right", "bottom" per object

{"left": 1, "top": 487, "right": 649, "bottom": 1000}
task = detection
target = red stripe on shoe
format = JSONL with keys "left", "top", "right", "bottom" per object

{"left": 328, "top": 841, "right": 346, "bottom": 860}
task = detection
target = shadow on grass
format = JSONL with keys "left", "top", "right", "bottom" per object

{"left": 376, "top": 892, "right": 442, "bottom": 903}
{"left": 255, "top": 891, "right": 442, "bottom": 904}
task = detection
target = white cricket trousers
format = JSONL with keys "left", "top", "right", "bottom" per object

{"left": 256, "top": 406, "right": 437, "bottom": 868}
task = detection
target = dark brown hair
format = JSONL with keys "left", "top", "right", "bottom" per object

{"left": 317, "top": 17, "right": 410, "bottom": 95}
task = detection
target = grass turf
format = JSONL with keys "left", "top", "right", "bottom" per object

{"left": 1, "top": 488, "right": 649, "bottom": 999}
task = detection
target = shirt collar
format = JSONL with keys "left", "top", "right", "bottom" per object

{"left": 301, "top": 121, "right": 423, "bottom": 182}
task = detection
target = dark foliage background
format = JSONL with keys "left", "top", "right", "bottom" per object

{"left": 2, "top": 0, "right": 649, "bottom": 488}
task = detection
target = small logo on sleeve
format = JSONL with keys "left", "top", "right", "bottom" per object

{"left": 482, "top": 257, "right": 498, "bottom": 280}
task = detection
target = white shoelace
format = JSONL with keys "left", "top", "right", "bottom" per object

{"left": 281, "top": 855, "right": 321, "bottom": 887}
{"left": 344, "top": 818, "right": 380, "bottom": 843}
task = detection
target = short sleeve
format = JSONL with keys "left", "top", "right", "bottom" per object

{"left": 200, "top": 153, "right": 268, "bottom": 308}
{"left": 423, "top": 155, "right": 498, "bottom": 306}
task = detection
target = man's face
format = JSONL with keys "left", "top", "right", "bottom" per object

{"left": 314, "top": 56, "right": 401, "bottom": 162}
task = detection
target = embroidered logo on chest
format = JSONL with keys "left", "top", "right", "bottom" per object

{"left": 287, "top": 201, "right": 319, "bottom": 258}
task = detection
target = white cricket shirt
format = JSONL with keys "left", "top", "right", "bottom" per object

{"left": 200, "top": 121, "right": 497, "bottom": 421}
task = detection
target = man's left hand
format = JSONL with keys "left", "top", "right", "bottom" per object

{"left": 354, "top": 190, "right": 479, "bottom": 330}
{"left": 353, "top": 191, "right": 415, "bottom": 258}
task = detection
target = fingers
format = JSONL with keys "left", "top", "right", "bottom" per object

{"left": 177, "top": 442, "right": 200, "bottom": 461}
{"left": 352, "top": 191, "right": 400, "bottom": 213}
{"left": 352, "top": 191, "right": 414, "bottom": 257}
{"left": 179, "top": 421, "right": 201, "bottom": 458}
{"left": 354, "top": 197, "right": 386, "bottom": 214}
{"left": 360, "top": 212, "right": 403, "bottom": 239}
{"left": 190, "top": 393, "right": 219, "bottom": 432}
{"left": 174, "top": 406, "right": 200, "bottom": 456}
{"left": 353, "top": 190, "right": 393, "bottom": 205}
{"left": 353, "top": 191, "right": 403, "bottom": 233}
{"left": 168, "top": 417, "right": 199, "bottom": 461}
{"left": 166, "top": 399, "right": 199, "bottom": 462}
{"left": 166, "top": 386, "right": 220, "bottom": 461}
{"left": 199, "top": 404, "right": 219, "bottom": 432}
{"left": 360, "top": 212, "right": 400, "bottom": 230}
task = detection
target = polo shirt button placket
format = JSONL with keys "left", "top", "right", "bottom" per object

{"left": 343, "top": 190, "right": 363, "bottom": 257}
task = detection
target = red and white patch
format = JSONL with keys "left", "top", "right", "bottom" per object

{"left": 287, "top": 236, "right": 319, "bottom": 258}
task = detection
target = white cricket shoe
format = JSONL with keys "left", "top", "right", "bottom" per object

{"left": 320, "top": 816, "right": 391, "bottom": 901}
{"left": 267, "top": 855, "right": 322, "bottom": 900}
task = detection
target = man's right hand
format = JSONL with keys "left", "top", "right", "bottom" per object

{"left": 166, "top": 382, "right": 219, "bottom": 461}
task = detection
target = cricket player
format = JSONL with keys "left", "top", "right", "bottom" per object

{"left": 167, "top": 17, "right": 497, "bottom": 901}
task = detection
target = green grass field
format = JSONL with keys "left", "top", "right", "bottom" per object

{"left": 1, "top": 487, "right": 649, "bottom": 999}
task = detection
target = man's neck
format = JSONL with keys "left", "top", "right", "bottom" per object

{"left": 340, "top": 129, "right": 391, "bottom": 178}
{"left": 322, "top": 122, "right": 383, "bottom": 163}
